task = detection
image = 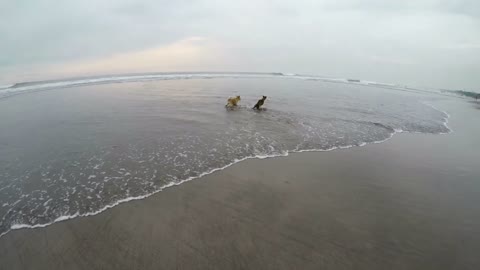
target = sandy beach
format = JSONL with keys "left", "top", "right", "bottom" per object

{"left": 0, "top": 99, "right": 479, "bottom": 270}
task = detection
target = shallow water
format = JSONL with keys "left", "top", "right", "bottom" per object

{"left": 0, "top": 76, "right": 449, "bottom": 236}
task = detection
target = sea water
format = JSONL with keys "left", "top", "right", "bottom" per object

{"left": 0, "top": 74, "right": 450, "bottom": 236}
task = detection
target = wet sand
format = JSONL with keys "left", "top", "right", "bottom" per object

{"left": 1, "top": 99, "right": 479, "bottom": 270}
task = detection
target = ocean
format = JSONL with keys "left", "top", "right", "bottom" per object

{"left": 0, "top": 73, "right": 450, "bottom": 237}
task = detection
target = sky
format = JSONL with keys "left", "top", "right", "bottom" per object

{"left": 1, "top": 0, "right": 479, "bottom": 90}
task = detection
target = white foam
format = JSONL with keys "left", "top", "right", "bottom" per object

{"left": 0, "top": 129, "right": 421, "bottom": 238}
{"left": 421, "top": 101, "right": 452, "bottom": 134}
{"left": 43, "top": 199, "right": 52, "bottom": 206}
{"left": 0, "top": 84, "right": 13, "bottom": 90}
{"left": 0, "top": 73, "right": 279, "bottom": 98}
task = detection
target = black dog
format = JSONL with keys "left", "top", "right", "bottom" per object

{"left": 253, "top": 96, "right": 267, "bottom": 110}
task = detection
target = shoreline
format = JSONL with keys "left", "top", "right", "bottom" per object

{"left": 0, "top": 102, "right": 452, "bottom": 239}
{"left": 1, "top": 98, "right": 479, "bottom": 269}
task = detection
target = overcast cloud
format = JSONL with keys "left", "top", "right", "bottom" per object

{"left": 1, "top": 0, "right": 479, "bottom": 89}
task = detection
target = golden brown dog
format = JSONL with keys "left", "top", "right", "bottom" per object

{"left": 226, "top": 96, "right": 241, "bottom": 108}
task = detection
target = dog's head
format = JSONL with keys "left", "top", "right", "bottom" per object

{"left": 236, "top": 96, "right": 241, "bottom": 100}
{"left": 262, "top": 96, "right": 267, "bottom": 100}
